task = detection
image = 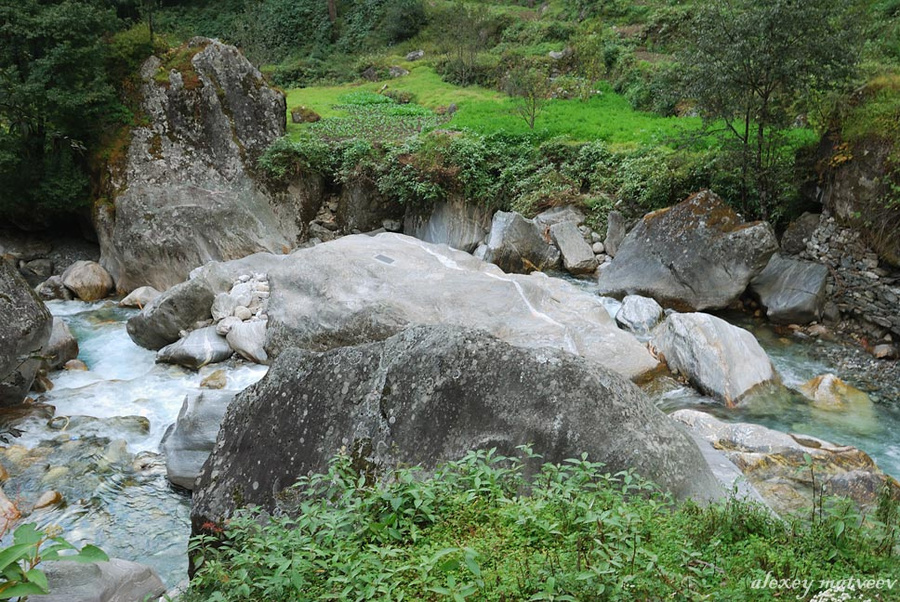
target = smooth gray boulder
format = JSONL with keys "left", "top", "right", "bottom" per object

{"left": 28, "top": 559, "right": 165, "bottom": 602}
{"left": 61, "top": 260, "right": 114, "bottom": 302}
{"left": 264, "top": 233, "right": 658, "bottom": 381}
{"left": 597, "top": 191, "right": 778, "bottom": 311}
{"left": 403, "top": 197, "right": 492, "bottom": 253}
{"left": 118, "top": 286, "right": 160, "bottom": 309}
{"left": 0, "top": 261, "right": 52, "bottom": 406}
{"left": 749, "top": 253, "right": 828, "bottom": 324}
{"left": 533, "top": 205, "right": 585, "bottom": 230}
{"left": 156, "top": 326, "right": 232, "bottom": 370}
{"left": 482, "top": 211, "right": 560, "bottom": 274}
{"left": 226, "top": 320, "right": 268, "bottom": 364}
{"left": 45, "top": 318, "right": 79, "bottom": 370}
{"left": 192, "top": 325, "right": 722, "bottom": 533}
{"left": 94, "top": 39, "right": 295, "bottom": 293}
{"left": 652, "top": 313, "right": 778, "bottom": 405}
{"left": 615, "top": 295, "right": 664, "bottom": 336}
{"left": 127, "top": 253, "right": 284, "bottom": 350}
{"left": 162, "top": 390, "right": 236, "bottom": 490}
{"left": 603, "top": 210, "right": 626, "bottom": 258}
{"left": 550, "top": 221, "right": 598, "bottom": 275}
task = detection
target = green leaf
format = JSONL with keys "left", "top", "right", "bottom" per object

{"left": 12, "top": 524, "right": 43, "bottom": 547}
{"left": 0, "top": 543, "right": 35, "bottom": 573}
{"left": 0, "top": 581, "right": 49, "bottom": 599}
{"left": 24, "top": 568, "right": 50, "bottom": 592}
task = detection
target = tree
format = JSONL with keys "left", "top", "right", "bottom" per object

{"left": 431, "top": 1, "right": 492, "bottom": 86}
{"left": 679, "top": 0, "right": 863, "bottom": 220}
{"left": 0, "top": 0, "right": 122, "bottom": 220}
{"left": 504, "top": 61, "right": 552, "bottom": 130}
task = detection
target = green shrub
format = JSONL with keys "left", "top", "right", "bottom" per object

{"left": 185, "top": 449, "right": 900, "bottom": 602}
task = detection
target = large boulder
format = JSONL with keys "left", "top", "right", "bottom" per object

{"left": 403, "top": 197, "right": 492, "bottom": 253}
{"left": 162, "top": 390, "right": 236, "bottom": 490}
{"left": 0, "top": 261, "right": 52, "bottom": 406}
{"left": 94, "top": 39, "right": 296, "bottom": 293}
{"left": 780, "top": 212, "right": 821, "bottom": 255}
{"left": 263, "top": 234, "right": 657, "bottom": 381}
{"left": 192, "top": 326, "right": 722, "bottom": 532}
{"left": 61, "top": 260, "right": 114, "bottom": 302}
{"left": 651, "top": 312, "right": 778, "bottom": 405}
{"left": 550, "top": 221, "right": 598, "bottom": 275}
{"left": 226, "top": 320, "right": 268, "bottom": 364}
{"left": 28, "top": 559, "right": 165, "bottom": 602}
{"left": 156, "top": 326, "right": 232, "bottom": 370}
{"left": 603, "top": 210, "right": 626, "bottom": 258}
{"left": 118, "top": 286, "right": 160, "bottom": 309}
{"left": 533, "top": 205, "right": 585, "bottom": 230}
{"left": 44, "top": 318, "right": 79, "bottom": 371}
{"left": 748, "top": 253, "right": 828, "bottom": 324}
{"left": 127, "top": 253, "right": 284, "bottom": 350}
{"left": 615, "top": 295, "right": 664, "bottom": 337}
{"left": 481, "top": 211, "right": 560, "bottom": 274}
{"left": 671, "top": 409, "right": 900, "bottom": 516}
{"left": 597, "top": 191, "right": 778, "bottom": 311}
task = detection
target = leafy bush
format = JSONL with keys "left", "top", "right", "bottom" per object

{"left": 185, "top": 449, "right": 900, "bottom": 602}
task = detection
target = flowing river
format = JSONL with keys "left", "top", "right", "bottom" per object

{"left": 1, "top": 295, "right": 898, "bottom": 588}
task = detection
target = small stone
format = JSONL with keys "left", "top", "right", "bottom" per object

{"left": 234, "top": 306, "right": 252, "bottom": 321}
{"left": 872, "top": 344, "right": 898, "bottom": 360}
{"left": 201, "top": 369, "right": 227, "bottom": 389}
{"left": 807, "top": 324, "right": 829, "bottom": 337}
{"left": 34, "top": 490, "right": 63, "bottom": 510}
{"left": 64, "top": 359, "right": 88, "bottom": 371}
{"left": 216, "top": 316, "right": 241, "bottom": 336}
{"left": 592, "top": 241, "right": 605, "bottom": 254}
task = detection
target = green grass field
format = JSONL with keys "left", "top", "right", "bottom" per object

{"left": 285, "top": 64, "right": 704, "bottom": 147}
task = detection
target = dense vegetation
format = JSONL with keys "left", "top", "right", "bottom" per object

{"left": 185, "top": 449, "right": 900, "bottom": 601}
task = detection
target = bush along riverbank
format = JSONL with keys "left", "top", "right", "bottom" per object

{"left": 184, "top": 449, "right": 900, "bottom": 602}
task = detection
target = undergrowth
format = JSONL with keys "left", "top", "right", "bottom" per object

{"left": 184, "top": 448, "right": 900, "bottom": 602}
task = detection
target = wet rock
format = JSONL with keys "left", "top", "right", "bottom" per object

{"left": 61, "top": 260, "right": 114, "bottom": 302}
{"left": 603, "top": 210, "right": 626, "bottom": 258}
{"left": 0, "top": 260, "right": 53, "bottom": 407}
{"left": 651, "top": 312, "right": 778, "bottom": 405}
{"left": 872, "top": 344, "right": 898, "bottom": 360}
{"left": 35, "top": 275, "right": 74, "bottom": 301}
{"left": 798, "top": 374, "right": 874, "bottom": 413}
{"left": 29, "top": 559, "right": 165, "bottom": 602}
{"left": 118, "top": 286, "right": 160, "bottom": 309}
{"left": 550, "top": 221, "right": 598, "bottom": 275}
{"left": 64, "top": 359, "right": 88, "bottom": 371}
{"left": 156, "top": 327, "right": 232, "bottom": 370}
{"left": 671, "top": 409, "right": 899, "bottom": 516}
{"left": 749, "top": 254, "right": 828, "bottom": 324}
{"left": 598, "top": 191, "right": 778, "bottom": 311}
{"left": 403, "top": 197, "right": 492, "bottom": 253}
{"left": 44, "top": 318, "right": 79, "bottom": 371}
{"left": 615, "top": 295, "right": 663, "bottom": 337}
{"left": 225, "top": 320, "right": 268, "bottom": 364}
{"left": 162, "top": 390, "right": 236, "bottom": 490}
{"left": 200, "top": 369, "right": 227, "bottom": 389}
{"left": 192, "top": 325, "right": 722, "bottom": 533}
{"left": 33, "top": 490, "right": 63, "bottom": 510}
{"left": 0, "top": 486, "right": 20, "bottom": 535}
{"left": 482, "top": 211, "right": 560, "bottom": 274}
{"left": 94, "top": 40, "right": 294, "bottom": 293}
{"left": 264, "top": 233, "right": 657, "bottom": 381}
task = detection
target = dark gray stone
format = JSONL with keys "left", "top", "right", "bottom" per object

{"left": 156, "top": 326, "right": 232, "bottom": 370}
{"left": 36, "top": 275, "right": 74, "bottom": 301}
{"left": 749, "top": 253, "right": 828, "bottom": 324}
{"left": 597, "top": 191, "right": 778, "bottom": 311}
{"left": 482, "top": 211, "right": 560, "bottom": 274}
{"left": 162, "top": 390, "right": 236, "bottom": 490}
{"left": 192, "top": 325, "right": 723, "bottom": 534}
{"left": 403, "top": 197, "right": 492, "bottom": 253}
{"left": 603, "top": 210, "right": 626, "bottom": 258}
{"left": 45, "top": 318, "right": 79, "bottom": 370}
{"left": 780, "top": 212, "right": 821, "bottom": 255}
{"left": 0, "top": 261, "right": 52, "bottom": 406}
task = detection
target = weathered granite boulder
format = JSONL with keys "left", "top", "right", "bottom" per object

{"left": 550, "top": 221, "right": 598, "bottom": 275}
{"left": 749, "top": 253, "right": 828, "bottom": 324}
{"left": 44, "top": 318, "right": 79, "bottom": 370}
{"left": 264, "top": 234, "right": 657, "bottom": 381}
{"left": 651, "top": 312, "right": 778, "bottom": 405}
{"left": 482, "top": 211, "right": 560, "bottom": 274}
{"left": 780, "top": 212, "right": 821, "bottom": 255}
{"left": 671, "top": 409, "right": 900, "bottom": 516}
{"left": 61, "top": 260, "right": 114, "bottom": 302}
{"left": 0, "top": 261, "right": 52, "bottom": 406}
{"left": 118, "top": 286, "right": 160, "bottom": 309}
{"left": 127, "top": 253, "right": 284, "bottom": 350}
{"left": 28, "top": 559, "right": 165, "bottom": 602}
{"left": 603, "top": 210, "right": 626, "bottom": 258}
{"left": 94, "top": 39, "right": 296, "bottom": 293}
{"left": 403, "top": 197, "right": 492, "bottom": 253}
{"left": 597, "top": 191, "right": 779, "bottom": 311}
{"left": 156, "top": 326, "right": 232, "bottom": 370}
{"left": 614, "top": 295, "right": 663, "bottom": 337}
{"left": 162, "top": 390, "right": 236, "bottom": 490}
{"left": 192, "top": 326, "right": 722, "bottom": 533}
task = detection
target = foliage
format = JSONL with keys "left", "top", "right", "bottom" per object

{"left": 503, "top": 60, "right": 552, "bottom": 130}
{"left": 185, "top": 449, "right": 900, "bottom": 602}
{"left": 678, "top": 0, "right": 865, "bottom": 220}
{"left": 0, "top": 523, "right": 108, "bottom": 599}
{"left": 430, "top": 1, "right": 503, "bottom": 86}
{"left": 0, "top": 0, "right": 124, "bottom": 220}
